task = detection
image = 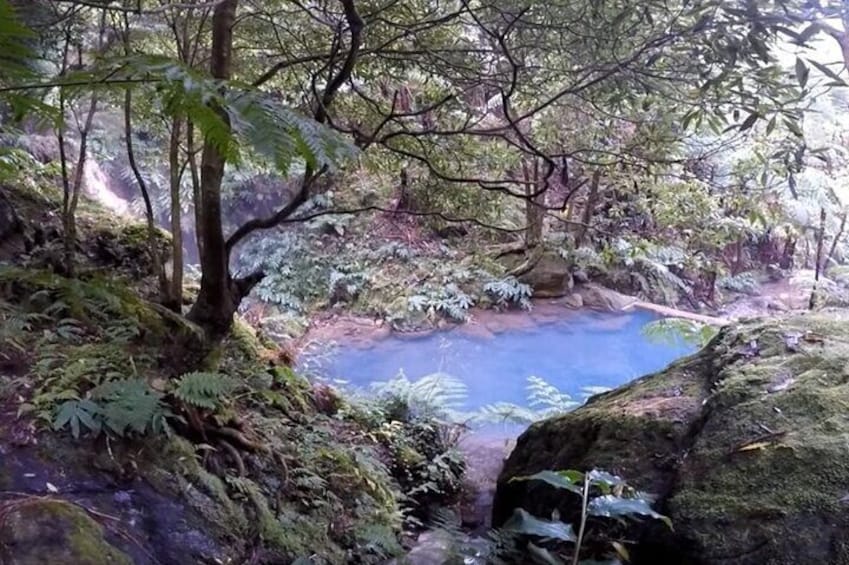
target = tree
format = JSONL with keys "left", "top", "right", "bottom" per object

{"left": 2, "top": 0, "right": 847, "bottom": 344}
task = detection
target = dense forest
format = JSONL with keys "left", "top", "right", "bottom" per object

{"left": 2, "top": 0, "right": 849, "bottom": 563}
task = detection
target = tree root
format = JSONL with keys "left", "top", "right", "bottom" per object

{"left": 219, "top": 440, "right": 246, "bottom": 476}
{"left": 205, "top": 424, "right": 268, "bottom": 453}
{"left": 505, "top": 245, "right": 544, "bottom": 278}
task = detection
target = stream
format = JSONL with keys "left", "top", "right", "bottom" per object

{"left": 308, "top": 310, "right": 695, "bottom": 418}
{"left": 302, "top": 308, "right": 697, "bottom": 556}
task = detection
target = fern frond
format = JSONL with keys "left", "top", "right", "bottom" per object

{"left": 174, "top": 371, "right": 238, "bottom": 409}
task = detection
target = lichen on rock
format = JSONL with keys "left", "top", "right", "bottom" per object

{"left": 0, "top": 499, "right": 133, "bottom": 565}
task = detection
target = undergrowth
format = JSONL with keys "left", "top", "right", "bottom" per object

{"left": 0, "top": 264, "right": 459, "bottom": 563}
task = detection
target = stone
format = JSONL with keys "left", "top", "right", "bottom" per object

{"left": 562, "top": 293, "right": 583, "bottom": 309}
{"left": 516, "top": 251, "right": 574, "bottom": 298}
{"left": 577, "top": 283, "right": 638, "bottom": 311}
{"left": 493, "top": 312, "right": 849, "bottom": 565}
{"left": 0, "top": 500, "right": 133, "bottom": 565}
{"left": 572, "top": 269, "right": 590, "bottom": 284}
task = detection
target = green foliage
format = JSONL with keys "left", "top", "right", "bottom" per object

{"left": 484, "top": 277, "right": 533, "bottom": 310}
{"left": 643, "top": 318, "right": 719, "bottom": 348}
{"left": 503, "top": 469, "right": 671, "bottom": 563}
{"left": 369, "top": 372, "right": 469, "bottom": 421}
{"left": 53, "top": 379, "right": 170, "bottom": 439}
{"left": 174, "top": 372, "right": 238, "bottom": 410}
{"left": 408, "top": 284, "right": 474, "bottom": 322}
{"left": 718, "top": 272, "right": 760, "bottom": 295}
{"left": 476, "top": 376, "right": 599, "bottom": 425}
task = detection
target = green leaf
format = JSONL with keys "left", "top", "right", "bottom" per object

{"left": 587, "top": 470, "right": 626, "bottom": 488}
{"left": 502, "top": 508, "right": 576, "bottom": 542}
{"left": 807, "top": 59, "right": 846, "bottom": 85}
{"left": 794, "top": 57, "right": 809, "bottom": 88}
{"left": 765, "top": 116, "right": 777, "bottom": 135}
{"left": 739, "top": 113, "right": 759, "bottom": 131}
{"left": 784, "top": 118, "right": 803, "bottom": 138}
{"left": 528, "top": 542, "right": 566, "bottom": 565}
{"left": 588, "top": 495, "right": 672, "bottom": 529}
{"left": 513, "top": 470, "right": 583, "bottom": 493}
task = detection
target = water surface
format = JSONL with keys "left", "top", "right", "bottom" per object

{"left": 310, "top": 310, "right": 695, "bottom": 412}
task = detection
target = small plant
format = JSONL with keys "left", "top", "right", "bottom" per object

{"left": 370, "top": 371, "right": 468, "bottom": 421}
{"left": 407, "top": 284, "right": 474, "bottom": 322}
{"left": 504, "top": 469, "right": 671, "bottom": 564}
{"left": 328, "top": 269, "right": 367, "bottom": 304}
{"left": 174, "top": 371, "right": 238, "bottom": 410}
{"left": 476, "top": 376, "right": 588, "bottom": 425}
{"left": 53, "top": 379, "right": 170, "bottom": 438}
{"left": 643, "top": 317, "right": 718, "bottom": 347}
{"left": 484, "top": 276, "right": 533, "bottom": 310}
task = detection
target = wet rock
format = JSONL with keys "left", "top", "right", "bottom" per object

{"left": 562, "top": 293, "right": 583, "bottom": 309}
{"left": 572, "top": 269, "right": 590, "bottom": 284}
{"left": 494, "top": 312, "right": 849, "bottom": 565}
{"left": 516, "top": 251, "right": 574, "bottom": 298}
{"left": 0, "top": 439, "right": 234, "bottom": 565}
{"left": 577, "top": 283, "right": 637, "bottom": 311}
{"left": 0, "top": 499, "right": 133, "bottom": 565}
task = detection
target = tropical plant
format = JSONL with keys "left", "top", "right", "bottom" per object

{"left": 503, "top": 469, "right": 671, "bottom": 564}
{"left": 484, "top": 277, "right": 533, "bottom": 310}
{"left": 53, "top": 379, "right": 170, "bottom": 438}
{"left": 643, "top": 318, "right": 720, "bottom": 348}
{"left": 476, "top": 377, "right": 602, "bottom": 425}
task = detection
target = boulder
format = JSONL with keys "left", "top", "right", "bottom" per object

{"left": 516, "top": 251, "right": 574, "bottom": 298}
{"left": 577, "top": 282, "right": 638, "bottom": 311}
{"left": 493, "top": 312, "right": 849, "bottom": 565}
{"left": 562, "top": 293, "right": 583, "bottom": 309}
{"left": 0, "top": 499, "right": 133, "bottom": 565}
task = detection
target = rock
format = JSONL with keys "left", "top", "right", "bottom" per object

{"left": 0, "top": 499, "right": 133, "bottom": 565}
{"left": 562, "top": 293, "right": 583, "bottom": 309}
{"left": 493, "top": 312, "right": 849, "bottom": 565}
{"left": 516, "top": 251, "right": 574, "bottom": 298}
{"left": 572, "top": 269, "right": 590, "bottom": 284}
{"left": 577, "top": 283, "right": 637, "bottom": 311}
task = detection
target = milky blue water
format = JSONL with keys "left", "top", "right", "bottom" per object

{"left": 312, "top": 310, "right": 695, "bottom": 413}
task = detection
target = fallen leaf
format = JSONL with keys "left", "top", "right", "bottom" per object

{"left": 738, "top": 441, "right": 771, "bottom": 452}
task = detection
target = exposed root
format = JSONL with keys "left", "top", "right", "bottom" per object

{"left": 219, "top": 439, "right": 246, "bottom": 476}
{"left": 505, "top": 245, "right": 543, "bottom": 278}
{"left": 205, "top": 424, "right": 268, "bottom": 453}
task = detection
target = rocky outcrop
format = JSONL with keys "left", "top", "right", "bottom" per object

{"left": 576, "top": 282, "right": 638, "bottom": 311}
{"left": 500, "top": 250, "right": 574, "bottom": 298}
{"left": 494, "top": 312, "right": 849, "bottom": 565}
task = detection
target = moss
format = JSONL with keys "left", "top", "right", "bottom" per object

{"left": 497, "top": 311, "right": 849, "bottom": 564}
{"left": 0, "top": 500, "right": 133, "bottom": 565}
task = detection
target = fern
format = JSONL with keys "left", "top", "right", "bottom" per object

{"left": 174, "top": 371, "right": 238, "bottom": 410}
{"left": 371, "top": 371, "right": 468, "bottom": 420}
{"left": 91, "top": 379, "right": 170, "bottom": 436}
{"left": 53, "top": 379, "right": 169, "bottom": 438}
{"left": 643, "top": 317, "right": 718, "bottom": 347}
{"left": 476, "top": 376, "right": 580, "bottom": 425}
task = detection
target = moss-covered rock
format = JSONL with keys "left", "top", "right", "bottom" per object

{"left": 0, "top": 499, "right": 133, "bottom": 565}
{"left": 493, "top": 311, "right": 849, "bottom": 565}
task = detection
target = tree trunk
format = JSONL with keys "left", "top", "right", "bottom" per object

{"left": 186, "top": 0, "right": 240, "bottom": 340}
{"left": 168, "top": 117, "right": 185, "bottom": 311}
{"left": 187, "top": 120, "right": 204, "bottom": 261}
{"left": 810, "top": 207, "right": 827, "bottom": 310}
{"left": 576, "top": 170, "right": 600, "bottom": 248}
{"left": 522, "top": 158, "right": 545, "bottom": 248}
{"left": 824, "top": 208, "right": 847, "bottom": 276}
{"left": 124, "top": 88, "right": 168, "bottom": 295}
